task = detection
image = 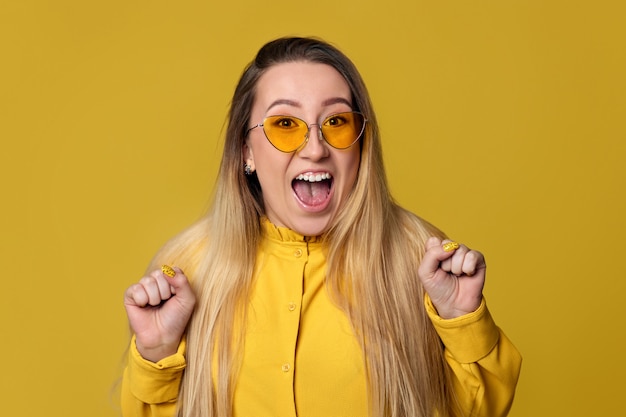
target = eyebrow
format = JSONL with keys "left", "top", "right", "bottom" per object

{"left": 266, "top": 97, "right": 353, "bottom": 112}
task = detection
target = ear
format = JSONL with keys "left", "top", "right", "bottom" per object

{"left": 242, "top": 142, "right": 256, "bottom": 173}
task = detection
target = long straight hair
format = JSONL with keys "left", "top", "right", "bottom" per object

{"left": 149, "top": 37, "right": 459, "bottom": 417}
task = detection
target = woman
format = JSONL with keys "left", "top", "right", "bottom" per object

{"left": 122, "top": 37, "right": 521, "bottom": 417}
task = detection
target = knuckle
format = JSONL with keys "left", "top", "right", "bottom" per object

{"left": 467, "top": 250, "right": 482, "bottom": 262}
{"left": 139, "top": 276, "right": 156, "bottom": 286}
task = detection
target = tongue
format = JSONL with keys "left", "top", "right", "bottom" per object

{"left": 293, "top": 180, "right": 331, "bottom": 206}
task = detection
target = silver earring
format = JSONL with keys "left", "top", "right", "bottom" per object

{"left": 244, "top": 164, "right": 252, "bottom": 175}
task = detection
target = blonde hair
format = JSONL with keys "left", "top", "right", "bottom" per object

{"left": 149, "top": 37, "right": 459, "bottom": 417}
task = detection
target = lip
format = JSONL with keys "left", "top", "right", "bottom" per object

{"left": 291, "top": 170, "right": 334, "bottom": 212}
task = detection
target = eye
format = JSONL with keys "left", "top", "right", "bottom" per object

{"left": 272, "top": 116, "right": 300, "bottom": 129}
{"left": 324, "top": 114, "right": 348, "bottom": 127}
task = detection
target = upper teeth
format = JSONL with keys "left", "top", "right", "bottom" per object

{"left": 295, "top": 172, "right": 332, "bottom": 182}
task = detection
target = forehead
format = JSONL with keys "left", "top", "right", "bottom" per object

{"left": 253, "top": 61, "right": 352, "bottom": 109}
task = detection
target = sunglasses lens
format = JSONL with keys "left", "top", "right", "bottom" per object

{"left": 263, "top": 116, "right": 307, "bottom": 152}
{"left": 321, "top": 112, "right": 365, "bottom": 149}
{"left": 262, "top": 112, "right": 366, "bottom": 152}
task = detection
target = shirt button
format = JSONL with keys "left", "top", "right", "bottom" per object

{"left": 281, "top": 363, "right": 291, "bottom": 372}
{"left": 288, "top": 302, "right": 297, "bottom": 311}
{"left": 293, "top": 248, "right": 303, "bottom": 258}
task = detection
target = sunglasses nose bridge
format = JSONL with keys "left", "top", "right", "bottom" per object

{"left": 304, "top": 123, "right": 324, "bottom": 142}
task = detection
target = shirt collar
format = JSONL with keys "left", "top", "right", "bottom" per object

{"left": 260, "top": 217, "right": 322, "bottom": 243}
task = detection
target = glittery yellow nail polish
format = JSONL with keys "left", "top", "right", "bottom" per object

{"left": 161, "top": 265, "right": 176, "bottom": 278}
{"left": 443, "top": 241, "right": 460, "bottom": 252}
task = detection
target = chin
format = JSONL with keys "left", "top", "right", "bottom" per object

{"left": 290, "top": 216, "right": 333, "bottom": 237}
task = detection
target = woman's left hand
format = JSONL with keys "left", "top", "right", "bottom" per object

{"left": 417, "top": 237, "right": 486, "bottom": 319}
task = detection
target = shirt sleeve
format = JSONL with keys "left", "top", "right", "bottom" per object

{"left": 120, "top": 335, "right": 186, "bottom": 417}
{"left": 425, "top": 295, "right": 522, "bottom": 417}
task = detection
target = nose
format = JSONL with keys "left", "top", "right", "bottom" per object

{"left": 299, "top": 124, "right": 329, "bottom": 160}
{"left": 305, "top": 124, "right": 324, "bottom": 142}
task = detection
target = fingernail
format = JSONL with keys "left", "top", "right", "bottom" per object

{"left": 161, "top": 265, "right": 176, "bottom": 278}
{"left": 443, "top": 241, "right": 460, "bottom": 252}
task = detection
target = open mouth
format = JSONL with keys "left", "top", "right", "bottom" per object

{"left": 292, "top": 172, "right": 333, "bottom": 207}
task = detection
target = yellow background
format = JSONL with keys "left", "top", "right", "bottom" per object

{"left": 2, "top": 1, "right": 624, "bottom": 415}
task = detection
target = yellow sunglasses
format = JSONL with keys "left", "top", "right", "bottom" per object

{"left": 247, "top": 111, "right": 367, "bottom": 153}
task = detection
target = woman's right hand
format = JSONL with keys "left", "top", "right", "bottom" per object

{"left": 124, "top": 266, "right": 196, "bottom": 362}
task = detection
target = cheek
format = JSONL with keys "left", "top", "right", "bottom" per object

{"left": 345, "top": 150, "right": 361, "bottom": 185}
{"left": 253, "top": 151, "right": 291, "bottom": 190}
{"left": 250, "top": 140, "right": 275, "bottom": 171}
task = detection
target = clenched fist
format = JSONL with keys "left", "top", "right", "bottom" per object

{"left": 418, "top": 237, "right": 486, "bottom": 319}
{"left": 124, "top": 266, "right": 196, "bottom": 362}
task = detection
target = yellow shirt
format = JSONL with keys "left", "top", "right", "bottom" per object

{"left": 122, "top": 219, "right": 521, "bottom": 417}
